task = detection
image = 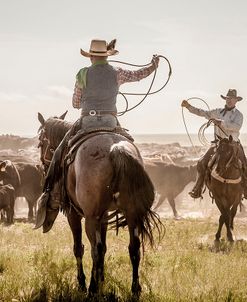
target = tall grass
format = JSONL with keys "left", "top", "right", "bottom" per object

{"left": 1, "top": 215, "right": 247, "bottom": 301}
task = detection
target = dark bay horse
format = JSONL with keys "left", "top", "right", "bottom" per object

{"left": 206, "top": 136, "right": 243, "bottom": 243}
{"left": 37, "top": 112, "right": 163, "bottom": 295}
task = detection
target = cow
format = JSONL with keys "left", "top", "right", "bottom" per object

{"left": 0, "top": 184, "right": 15, "bottom": 224}
{"left": 144, "top": 161, "right": 197, "bottom": 218}
{"left": 0, "top": 160, "right": 43, "bottom": 221}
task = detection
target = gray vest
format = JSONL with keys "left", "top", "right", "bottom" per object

{"left": 81, "top": 64, "right": 118, "bottom": 112}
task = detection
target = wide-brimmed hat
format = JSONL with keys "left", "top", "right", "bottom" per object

{"left": 220, "top": 89, "right": 243, "bottom": 102}
{"left": 80, "top": 39, "right": 119, "bottom": 57}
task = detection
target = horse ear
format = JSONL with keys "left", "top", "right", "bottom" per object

{"left": 229, "top": 135, "right": 233, "bottom": 142}
{"left": 38, "top": 113, "right": 45, "bottom": 126}
{"left": 59, "top": 110, "right": 68, "bottom": 120}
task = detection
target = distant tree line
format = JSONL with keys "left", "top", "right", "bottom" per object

{"left": 0, "top": 135, "right": 38, "bottom": 151}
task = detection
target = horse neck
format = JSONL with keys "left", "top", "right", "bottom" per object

{"left": 46, "top": 119, "right": 72, "bottom": 149}
{"left": 215, "top": 154, "right": 241, "bottom": 179}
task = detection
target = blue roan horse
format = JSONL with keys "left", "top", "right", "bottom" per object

{"left": 206, "top": 136, "right": 243, "bottom": 242}
{"left": 37, "top": 112, "right": 163, "bottom": 295}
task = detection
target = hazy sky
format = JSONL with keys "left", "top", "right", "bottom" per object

{"left": 1, "top": 0, "right": 247, "bottom": 135}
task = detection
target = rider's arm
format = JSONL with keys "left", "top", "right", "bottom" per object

{"left": 116, "top": 57, "right": 159, "bottom": 86}
{"left": 186, "top": 104, "right": 219, "bottom": 120}
{"left": 72, "top": 81, "right": 83, "bottom": 109}
{"left": 72, "top": 68, "right": 88, "bottom": 109}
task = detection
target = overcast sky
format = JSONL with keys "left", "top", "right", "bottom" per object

{"left": 1, "top": 0, "right": 247, "bottom": 135}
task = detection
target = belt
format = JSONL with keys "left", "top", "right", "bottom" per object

{"left": 81, "top": 110, "right": 117, "bottom": 117}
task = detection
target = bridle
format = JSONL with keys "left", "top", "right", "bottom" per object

{"left": 38, "top": 128, "right": 55, "bottom": 174}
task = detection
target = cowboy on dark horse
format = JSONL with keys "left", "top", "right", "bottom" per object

{"left": 181, "top": 89, "right": 247, "bottom": 199}
{"left": 35, "top": 39, "right": 159, "bottom": 232}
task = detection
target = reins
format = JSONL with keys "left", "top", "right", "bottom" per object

{"left": 108, "top": 55, "right": 172, "bottom": 116}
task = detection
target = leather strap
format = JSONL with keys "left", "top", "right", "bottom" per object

{"left": 211, "top": 167, "right": 241, "bottom": 184}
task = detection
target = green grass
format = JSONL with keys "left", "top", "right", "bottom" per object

{"left": 1, "top": 216, "right": 247, "bottom": 301}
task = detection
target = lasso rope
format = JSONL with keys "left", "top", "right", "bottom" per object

{"left": 108, "top": 55, "right": 172, "bottom": 116}
{"left": 198, "top": 119, "right": 229, "bottom": 146}
{"left": 182, "top": 97, "right": 210, "bottom": 151}
{"left": 182, "top": 98, "right": 230, "bottom": 150}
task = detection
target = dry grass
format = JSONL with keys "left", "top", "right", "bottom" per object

{"left": 1, "top": 214, "right": 247, "bottom": 301}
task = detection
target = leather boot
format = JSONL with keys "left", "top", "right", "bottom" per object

{"left": 34, "top": 183, "right": 60, "bottom": 232}
{"left": 189, "top": 171, "right": 205, "bottom": 199}
{"left": 42, "top": 184, "right": 60, "bottom": 233}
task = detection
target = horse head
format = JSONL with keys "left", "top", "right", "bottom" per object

{"left": 215, "top": 135, "right": 241, "bottom": 176}
{"left": 37, "top": 111, "right": 70, "bottom": 173}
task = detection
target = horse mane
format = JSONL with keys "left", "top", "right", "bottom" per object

{"left": 45, "top": 118, "right": 72, "bottom": 148}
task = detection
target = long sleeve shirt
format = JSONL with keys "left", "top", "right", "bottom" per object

{"left": 187, "top": 104, "right": 243, "bottom": 141}
{"left": 72, "top": 63, "right": 156, "bottom": 109}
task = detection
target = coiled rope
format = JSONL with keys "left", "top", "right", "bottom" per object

{"left": 108, "top": 55, "right": 172, "bottom": 116}
{"left": 182, "top": 98, "right": 230, "bottom": 150}
{"left": 182, "top": 97, "right": 210, "bottom": 151}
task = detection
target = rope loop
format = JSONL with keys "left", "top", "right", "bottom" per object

{"left": 182, "top": 97, "right": 211, "bottom": 150}
{"left": 108, "top": 54, "right": 172, "bottom": 115}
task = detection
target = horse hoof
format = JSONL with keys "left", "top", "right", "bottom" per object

{"left": 174, "top": 214, "right": 182, "bottom": 220}
{"left": 78, "top": 283, "right": 87, "bottom": 293}
{"left": 132, "top": 283, "right": 142, "bottom": 297}
{"left": 88, "top": 282, "right": 98, "bottom": 295}
{"left": 213, "top": 240, "right": 220, "bottom": 252}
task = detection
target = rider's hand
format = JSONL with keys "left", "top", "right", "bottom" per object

{"left": 211, "top": 118, "right": 222, "bottom": 126}
{"left": 152, "top": 55, "right": 159, "bottom": 68}
{"left": 181, "top": 100, "right": 189, "bottom": 108}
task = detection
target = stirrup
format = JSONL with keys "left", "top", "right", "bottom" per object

{"left": 189, "top": 190, "right": 202, "bottom": 199}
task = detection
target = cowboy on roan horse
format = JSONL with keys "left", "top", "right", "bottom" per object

{"left": 35, "top": 39, "right": 160, "bottom": 233}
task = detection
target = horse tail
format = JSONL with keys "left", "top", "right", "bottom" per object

{"left": 109, "top": 144, "right": 164, "bottom": 247}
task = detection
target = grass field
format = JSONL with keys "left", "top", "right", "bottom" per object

{"left": 1, "top": 214, "right": 247, "bottom": 301}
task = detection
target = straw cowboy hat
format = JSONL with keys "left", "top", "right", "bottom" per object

{"left": 221, "top": 89, "right": 243, "bottom": 102}
{"left": 80, "top": 39, "right": 119, "bottom": 57}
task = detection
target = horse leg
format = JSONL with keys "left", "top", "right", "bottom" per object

{"left": 85, "top": 217, "right": 105, "bottom": 295}
{"left": 215, "top": 214, "right": 225, "bottom": 242}
{"left": 128, "top": 224, "right": 141, "bottom": 296}
{"left": 153, "top": 193, "right": 163, "bottom": 211}
{"left": 230, "top": 203, "right": 238, "bottom": 230}
{"left": 225, "top": 208, "right": 234, "bottom": 242}
{"left": 67, "top": 208, "right": 86, "bottom": 292}
{"left": 167, "top": 196, "right": 180, "bottom": 219}
{"left": 99, "top": 216, "right": 107, "bottom": 282}
{"left": 26, "top": 198, "right": 34, "bottom": 221}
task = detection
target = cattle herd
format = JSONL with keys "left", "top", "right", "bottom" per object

{"left": 0, "top": 135, "right": 200, "bottom": 224}
{"left": 0, "top": 158, "right": 43, "bottom": 224}
{"left": 0, "top": 159, "right": 197, "bottom": 224}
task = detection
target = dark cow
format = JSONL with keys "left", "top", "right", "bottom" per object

{"left": 0, "top": 184, "right": 15, "bottom": 224}
{"left": 144, "top": 161, "right": 197, "bottom": 218}
{"left": 0, "top": 160, "right": 43, "bottom": 221}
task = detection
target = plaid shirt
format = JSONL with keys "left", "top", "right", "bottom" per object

{"left": 72, "top": 64, "right": 156, "bottom": 109}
